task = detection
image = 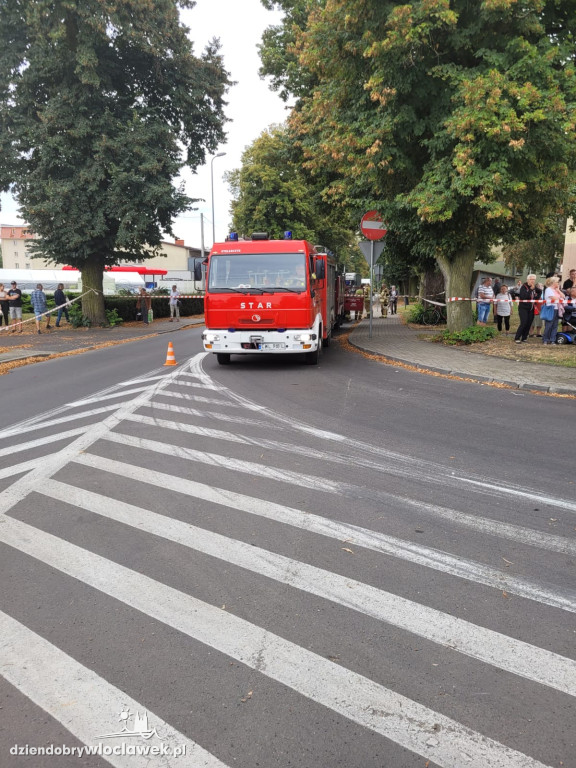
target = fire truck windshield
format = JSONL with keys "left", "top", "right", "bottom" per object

{"left": 208, "top": 253, "right": 307, "bottom": 292}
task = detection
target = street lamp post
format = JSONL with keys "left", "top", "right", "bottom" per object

{"left": 210, "top": 152, "right": 226, "bottom": 244}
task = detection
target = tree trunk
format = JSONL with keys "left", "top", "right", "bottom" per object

{"left": 81, "top": 259, "right": 107, "bottom": 325}
{"left": 436, "top": 249, "right": 476, "bottom": 332}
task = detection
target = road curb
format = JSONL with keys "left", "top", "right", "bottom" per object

{"left": 348, "top": 337, "right": 576, "bottom": 396}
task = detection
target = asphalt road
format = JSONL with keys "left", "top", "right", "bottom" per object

{"left": 0, "top": 326, "right": 574, "bottom": 768}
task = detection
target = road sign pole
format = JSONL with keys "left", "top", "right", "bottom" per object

{"left": 369, "top": 240, "right": 374, "bottom": 339}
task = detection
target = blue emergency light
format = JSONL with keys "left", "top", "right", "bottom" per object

{"left": 229, "top": 232, "right": 239, "bottom": 241}
{"left": 284, "top": 231, "right": 293, "bottom": 240}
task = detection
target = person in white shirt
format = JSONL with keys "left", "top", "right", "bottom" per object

{"left": 494, "top": 285, "right": 513, "bottom": 334}
{"left": 169, "top": 285, "right": 180, "bottom": 322}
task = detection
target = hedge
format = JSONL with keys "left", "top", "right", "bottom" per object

{"left": 22, "top": 292, "right": 204, "bottom": 321}
{"left": 103, "top": 296, "right": 204, "bottom": 321}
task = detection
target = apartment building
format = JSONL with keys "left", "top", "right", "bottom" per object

{"left": 1, "top": 226, "right": 204, "bottom": 277}
{"left": 0, "top": 224, "right": 49, "bottom": 269}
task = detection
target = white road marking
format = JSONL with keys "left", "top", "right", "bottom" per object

{"left": 42, "top": 478, "right": 576, "bottom": 697}
{"left": 0, "top": 611, "right": 230, "bottom": 768}
{"left": 73, "top": 452, "right": 576, "bottom": 614}
{"left": 0, "top": 516, "right": 552, "bottom": 768}
{"left": 141, "top": 401, "right": 283, "bottom": 430}
{"left": 0, "top": 427, "right": 87, "bottom": 457}
{"left": 154, "top": 391, "right": 243, "bottom": 407}
{"left": 0, "top": 458, "right": 46, "bottom": 481}
{"left": 168, "top": 379, "right": 222, "bottom": 391}
{"left": 0, "top": 356, "right": 202, "bottom": 516}
{"left": 0, "top": 405, "right": 121, "bottom": 438}
{"left": 125, "top": 413, "right": 268, "bottom": 444}
{"left": 214, "top": 379, "right": 576, "bottom": 515}
{"left": 115, "top": 414, "right": 576, "bottom": 556}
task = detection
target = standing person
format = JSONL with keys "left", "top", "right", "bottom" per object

{"left": 54, "top": 283, "right": 70, "bottom": 326}
{"left": 562, "top": 285, "right": 576, "bottom": 332}
{"left": 513, "top": 274, "right": 540, "bottom": 344}
{"left": 0, "top": 284, "right": 10, "bottom": 328}
{"left": 136, "top": 287, "right": 151, "bottom": 325}
{"left": 530, "top": 284, "right": 545, "bottom": 337}
{"left": 563, "top": 268, "right": 576, "bottom": 293}
{"left": 494, "top": 284, "right": 512, "bottom": 334}
{"left": 169, "top": 285, "right": 181, "bottom": 322}
{"left": 7, "top": 280, "right": 23, "bottom": 333}
{"left": 542, "top": 275, "right": 564, "bottom": 345}
{"left": 509, "top": 279, "right": 522, "bottom": 300}
{"left": 30, "top": 283, "right": 51, "bottom": 334}
{"left": 389, "top": 285, "right": 398, "bottom": 315}
{"left": 492, "top": 278, "right": 501, "bottom": 322}
{"left": 476, "top": 277, "right": 493, "bottom": 325}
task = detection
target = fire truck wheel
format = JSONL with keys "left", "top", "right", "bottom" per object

{"left": 322, "top": 332, "right": 331, "bottom": 348}
{"left": 216, "top": 353, "right": 231, "bottom": 365}
{"left": 304, "top": 338, "right": 322, "bottom": 365}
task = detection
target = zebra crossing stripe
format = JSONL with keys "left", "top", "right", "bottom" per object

{"left": 141, "top": 401, "right": 283, "bottom": 430}
{"left": 0, "top": 356, "right": 196, "bottom": 517}
{"left": 154, "top": 391, "right": 242, "bottom": 407}
{"left": 41, "top": 478, "right": 576, "bottom": 697}
{"left": 0, "top": 427, "right": 87, "bottom": 458}
{"left": 0, "top": 404, "right": 121, "bottom": 438}
{"left": 216, "top": 384, "right": 576, "bottom": 515}
{"left": 118, "top": 415, "right": 576, "bottom": 556}
{"left": 0, "top": 610, "right": 230, "bottom": 768}
{"left": 88, "top": 442, "right": 576, "bottom": 613}
{"left": 0, "top": 516, "right": 552, "bottom": 768}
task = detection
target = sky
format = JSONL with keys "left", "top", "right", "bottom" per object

{"left": 0, "top": 0, "right": 289, "bottom": 250}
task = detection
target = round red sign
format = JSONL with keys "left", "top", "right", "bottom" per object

{"left": 360, "top": 210, "right": 387, "bottom": 241}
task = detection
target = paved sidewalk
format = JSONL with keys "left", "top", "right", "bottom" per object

{"left": 349, "top": 315, "right": 576, "bottom": 395}
{"left": 0, "top": 317, "right": 204, "bottom": 365}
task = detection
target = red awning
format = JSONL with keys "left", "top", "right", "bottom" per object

{"left": 62, "top": 266, "right": 168, "bottom": 275}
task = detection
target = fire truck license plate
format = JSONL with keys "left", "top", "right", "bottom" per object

{"left": 261, "top": 342, "right": 285, "bottom": 350}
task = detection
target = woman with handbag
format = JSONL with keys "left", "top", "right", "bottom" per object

{"left": 514, "top": 274, "right": 540, "bottom": 344}
{"left": 541, "top": 275, "right": 564, "bottom": 345}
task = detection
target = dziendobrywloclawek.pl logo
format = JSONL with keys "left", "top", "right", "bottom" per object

{"left": 10, "top": 706, "right": 187, "bottom": 759}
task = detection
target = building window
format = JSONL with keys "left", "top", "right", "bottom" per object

{"left": 15, "top": 263, "right": 19, "bottom": 269}
{"left": 25, "top": 263, "right": 31, "bottom": 269}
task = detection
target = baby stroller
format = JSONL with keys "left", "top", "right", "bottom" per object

{"left": 556, "top": 303, "right": 576, "bottom": 344}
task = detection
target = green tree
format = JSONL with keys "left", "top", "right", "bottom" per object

{"left": 227, "top": 123, "right": 364, "bottom": 271}
{"left": 259, "top": 0, "right": 325, "bottom": 103}
{"left": 501, "top": 216, "right": 566, "bottom": 277}
{"left": 273, "top": 0, "right": 576, "bottom": 330}
{"left": 0, "top": 0, "right": 229, "bottom": 324}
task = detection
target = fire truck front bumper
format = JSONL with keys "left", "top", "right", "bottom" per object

{"left": 202, "top": 329, "right": 320, "bottom": 354}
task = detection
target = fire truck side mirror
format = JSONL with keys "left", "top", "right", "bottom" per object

{"left": 314, "top": 259, "right": 325, "bottom": 280}
{"left": 193, "top": 261, "right": 203, "bottom": 281}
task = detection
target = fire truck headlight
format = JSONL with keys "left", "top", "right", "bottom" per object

{"left": 295, "top": 333, "right": 311, "bottom": 342}
{"left": 204, "top": 333, "right": 220, "bottom": 343}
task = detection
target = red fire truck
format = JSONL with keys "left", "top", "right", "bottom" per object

{"left": 201, "top": 233, "right": 339, "bottom": 365}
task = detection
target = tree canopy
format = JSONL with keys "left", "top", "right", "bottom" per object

{"left": 260, "top": 0, "right": 576, "bottom": 329}
{"left": 227, "top": 123, "right": 366, "bottom": 273}
{"left": 0, "top": 0, "right": 230, "bottom": 322}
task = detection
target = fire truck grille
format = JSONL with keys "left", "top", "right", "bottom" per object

{"left": 238, "top": 318, "right": 275, "bottom": 325}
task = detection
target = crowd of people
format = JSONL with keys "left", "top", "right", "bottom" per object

{"left": 0, "top": 281, "right": 185, "bottom": 333}
{"left": 476, "top": 268, "right": 576, "bottom": 345}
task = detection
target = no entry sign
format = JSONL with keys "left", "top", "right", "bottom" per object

{"left": 360, "top": 210, "right": 387, "bottom": 240}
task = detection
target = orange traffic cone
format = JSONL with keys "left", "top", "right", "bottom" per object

{"left": 163, "top": 341, "right": 177, "bottom": 366}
